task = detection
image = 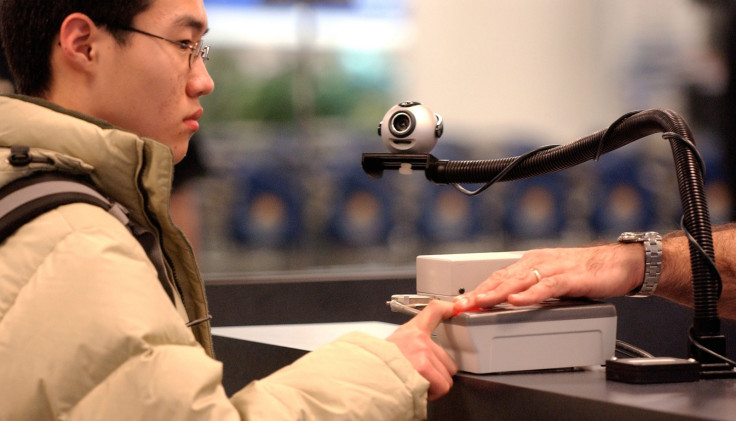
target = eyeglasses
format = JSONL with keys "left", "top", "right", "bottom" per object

{"left": 120, "top": 27, "right": 210, "bottom": 68}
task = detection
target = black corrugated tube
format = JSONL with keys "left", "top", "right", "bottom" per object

{"left": 422, "top": 109, "right": 719, "bottom": 336}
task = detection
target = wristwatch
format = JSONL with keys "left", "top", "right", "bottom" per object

{"left": 617, "top": 231, "right": 662, "bottom": 297}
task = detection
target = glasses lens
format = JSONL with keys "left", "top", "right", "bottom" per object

{"left": 189, "top": 42, "right": 199, "bottom": 67}
{"left": 189, "top": 42, "right": 210, "bottom": 67}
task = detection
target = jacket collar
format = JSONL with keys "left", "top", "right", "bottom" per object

{"left": 0, "top": 94, "right": 175, "bottom": 231}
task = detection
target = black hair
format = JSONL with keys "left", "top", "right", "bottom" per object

{"left": 0, "top": 34, "right": 11, "bottom": 83}
{"left": 0, "top": 0, "right": 152, "bottom": 96}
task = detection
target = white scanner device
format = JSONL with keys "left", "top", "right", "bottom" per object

{"left": 395, "top": 251, "right": 617, "bottom": 374}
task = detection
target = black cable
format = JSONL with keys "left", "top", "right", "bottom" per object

{"left": 688, "top": 327, "right": 736, "bottom": 367}
{"left": 662, "top": 131, "right": 707, "bottom": 179}
{"left": 658, "top": 130, "right": 722, "bottom": 300}
{"left": 595, "top": 110, "right": 643, "bottom": 161}
{"left": 615, "top": 348, "right": 639, "bottom": 358}
{"left": 615, "top": 340, "right": 655, "bottom": 358}
{"left": 452, "top": 144, "right": 558, "bottom": 196}
{"left": 680, "top": 215, "right": 722, "bottom": 298}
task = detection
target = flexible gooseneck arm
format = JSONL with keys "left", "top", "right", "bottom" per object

{"left": 362, "top": 108, "right": 731, "bottom": 376}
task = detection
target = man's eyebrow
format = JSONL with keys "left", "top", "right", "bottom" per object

{"left": 174, "top": 15, "right": 209, "bottom": 34}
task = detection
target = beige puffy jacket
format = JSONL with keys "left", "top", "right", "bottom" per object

{"left": 0, "top": 95, "right": 429, "bottom": 420}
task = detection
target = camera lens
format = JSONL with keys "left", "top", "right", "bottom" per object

{"left": 393, "top": 114, "right": 411, "bottom": 132}
{"left": 389, "top": 111, "right": 415, "bottom": 138}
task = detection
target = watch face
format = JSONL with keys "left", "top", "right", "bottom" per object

{"left": 618, "top": 232, "right": 643, "bottom": 242}
{"left": 618, "top": 231, "right": 659, "bottom": 242}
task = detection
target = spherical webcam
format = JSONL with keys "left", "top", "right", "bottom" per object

{"left": 377, "top": 101, "right": 443, "bottom": 153}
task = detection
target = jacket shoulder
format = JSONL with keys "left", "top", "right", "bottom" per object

{"left": 0, "top": 202, "right": 206, "bottom": 420}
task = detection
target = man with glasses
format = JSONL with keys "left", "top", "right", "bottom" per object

{"left": 0, "top": 0, "right": 456, "bottom": 419}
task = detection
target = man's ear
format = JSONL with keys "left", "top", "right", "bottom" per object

{"left": 57, "top": 13, "right": 100, "bottom": 68}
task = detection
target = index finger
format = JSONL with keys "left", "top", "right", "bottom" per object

{"left": 411, "top": 300, "right": 455, "bottom": 333}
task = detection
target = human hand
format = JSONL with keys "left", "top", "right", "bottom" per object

{"left": 385, "top": 300, "right": 458, "bottom": 401}
{"left": 453, "top": 244, "right": 644, "bottom": 313}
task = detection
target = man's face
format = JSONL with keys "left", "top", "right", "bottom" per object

{"left": 91, "top": 0, "right": 214, "bottom": 163}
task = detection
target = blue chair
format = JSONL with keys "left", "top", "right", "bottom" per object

{"left": 230, "top": 160, "right": 304, "bottom": 248}
{"left": 326, "top": 155, "right": 394, "bottom": 247}
{"left": 503, "top": 173, "right": 567, "bottom": 241}
{"left": 590, "top": 149, "right": 655, "bottom": 236}
{"left": 498, "top": 141, "right": 568, "bottom": 241}
{"left": 415, "top": 141, "right": 486, "bottom": 243}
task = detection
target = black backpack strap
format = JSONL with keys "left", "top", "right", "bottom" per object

{"left": 0, "top": 171, "right": 174, "bottom": 303}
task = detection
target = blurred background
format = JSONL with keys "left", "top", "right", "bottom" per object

{"left": 172, "top": 0, "right": 736, "bottom": 278}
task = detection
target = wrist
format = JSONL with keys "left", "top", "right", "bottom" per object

{"left": 658, "top": 233, "right": 689, "bottom": 297}
{"left": 615, "top": 242, "right": 646, "bottom": 293}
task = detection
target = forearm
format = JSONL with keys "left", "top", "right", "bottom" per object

{"left": 231, "top": 332, "right": 428, "bottom": 420}
{"left": 657, "top": 223, "right": 736, "bottom": 320}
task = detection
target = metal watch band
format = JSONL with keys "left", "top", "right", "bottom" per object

{"left": 618, "top": 231, "right": 662, "bottom": 297}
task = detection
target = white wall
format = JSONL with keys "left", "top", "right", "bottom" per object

{"left": 399, "top": 0, "right": 710, "bottom": 144}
